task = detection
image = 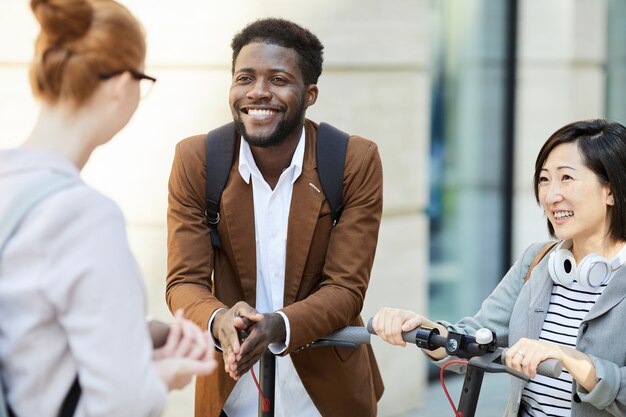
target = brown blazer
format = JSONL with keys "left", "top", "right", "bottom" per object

{"left": 166, "top": 119, "right": 384, "bottom": 417}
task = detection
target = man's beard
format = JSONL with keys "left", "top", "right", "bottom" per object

{"left": 234, "top": 98, "right": 305, "bottom": 149}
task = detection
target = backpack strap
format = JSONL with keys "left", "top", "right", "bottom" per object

{"left": 204, "top": 121, "right": 349, "bottom": 249}
{"left": 316, "top": 122, "right": 349, "bottom": 226}
{"left": 204, "top": 122, "right": 237, "bottom": 249}
{"left": 56, "top": 376, "right": 81, "bottom": 417}
{"left": 0, "top": 174, "right": 77, "bottom": 256}
{"left": 3, "top": 374, "right": 80, "bottom": 417}
{"left": 0, "top": 381, "right": 8, "bottom": 417}
{"left": 524, "top": 241, "right": 558, "bottom": 283}
{"left": 0, "top": 173, "right": 81, "bottom": 417}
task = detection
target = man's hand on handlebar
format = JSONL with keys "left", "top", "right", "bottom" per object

{"left": 236, "top": 313, "right": 286, "bottom": 377}
{"left": 212, "top": 301, "right": 264, "bottom": 380}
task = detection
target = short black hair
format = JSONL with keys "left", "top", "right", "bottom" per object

{"left": 231, "top": 17, "right": 324, "bottom": 85}
{"left": 533, "top": 119, "right": 626, "bottom": 240}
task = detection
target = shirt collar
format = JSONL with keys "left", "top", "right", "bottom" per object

{"left": 238, "top": 128, "right": 305, "bottom": 185}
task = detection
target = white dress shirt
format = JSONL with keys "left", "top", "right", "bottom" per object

{"left": 222, "top": 129, "right": 322, "bottom": 417}
{"left": 0, "top": 148, "right": 167, "bottom": 417}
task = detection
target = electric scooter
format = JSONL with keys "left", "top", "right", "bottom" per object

{"left": 256, "top": 321, "right": 562, "bottom": 417}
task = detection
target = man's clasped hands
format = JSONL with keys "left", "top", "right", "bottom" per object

{"left": 212, "top": 301, "right": 287, "bottom": 380}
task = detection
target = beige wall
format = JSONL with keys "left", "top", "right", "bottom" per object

{"left": 513, "top": 0, "right": 608, "bottom": 255}
{"left": 0, "top": 1, "right": 430, "bottom": 416}
{"left": 3, "top": 0, "right": 611, "bottom": 415}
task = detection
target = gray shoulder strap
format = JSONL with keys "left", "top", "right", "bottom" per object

{"left": 0, "top": 173, "right": 79, "bottom": 416}
{"left": 0, "top": 174, "right": 77, "bottom": 256}
{"left": 0, "top": 386, "right": 8, "bottom": 417}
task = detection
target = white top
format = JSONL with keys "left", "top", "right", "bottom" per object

{"left": 222, "top": 130, "right": 322, "bottom": 417}
{"left": 0, "top": 148, "right": 167, "bottom": 417}
{"left": 520, "top": 280, "right": 608, "bottom": 417}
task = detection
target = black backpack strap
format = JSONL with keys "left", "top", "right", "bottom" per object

{"left": 316, "top": 123, "right": 349, "bottom": 226}
{"left": 57, "top": 375, "right": 81, "bottom": 417}
{"left": 5, "top": 375, "right": 80, "bottom": 417}
{"left": 205, "top": 122, "right": 237, "bottom": 249}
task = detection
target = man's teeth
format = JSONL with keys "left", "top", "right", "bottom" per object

{"left": 248, "top": 109, "right": 274, "bottom": 116}
{"left": 554, "top": 211, "right": 574, "bottom": 219}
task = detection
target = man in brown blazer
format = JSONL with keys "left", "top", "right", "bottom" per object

{"left": 166, "top": 18, "right": 384, "bottom": 417}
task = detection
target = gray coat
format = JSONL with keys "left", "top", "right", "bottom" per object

{"left": 436, "top": 242, "right": 626, "bottom": 417}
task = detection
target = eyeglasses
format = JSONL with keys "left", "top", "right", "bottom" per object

{"left": 100, "top": 70, "right": 157, "bottom": 98}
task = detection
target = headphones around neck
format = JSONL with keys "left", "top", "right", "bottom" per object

{"left": 548, "top": 240, "right": 626, "bottom": 288}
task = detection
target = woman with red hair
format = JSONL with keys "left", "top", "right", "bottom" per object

{"left": 0, "top": 1, "right": 216, "bottom": 416}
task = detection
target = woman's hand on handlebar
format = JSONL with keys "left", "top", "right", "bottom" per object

{"left": 371, "top": 308, "right": 425, "bottom": 347}
{"left": 506, "top": 338, "right": 567, "bottom": 379}
{"left": 506, "top": 338, "right": 597, "bottom": 391}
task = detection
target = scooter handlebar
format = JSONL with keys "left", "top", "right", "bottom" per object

{"left": 320, "top": 326, "right": 372, "bottom": 345}
{"left": 499, "top": 348, "right": 563, "bottom": 379}
{"left": 366, "top": 318, "right": 562, "bottom": 378}
{"left": 366, "top": 318, "right": 443, "bottom": 346}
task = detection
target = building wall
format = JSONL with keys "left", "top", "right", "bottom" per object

{"left": 513, "top": 0, "right": 608, "bottom": 256}
{"left": 0, "top": 1, "right": 430, "bottom": 416}
{"left": 1, "top": 0, "right": 616, "bottom": 415}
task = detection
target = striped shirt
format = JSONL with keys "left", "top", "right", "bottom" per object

{"left": 519, "top": 280, "right": 608, "bottom": 417}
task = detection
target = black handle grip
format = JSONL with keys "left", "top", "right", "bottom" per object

{"left": 500, "top": 348, "right": 563, "bottom": 378}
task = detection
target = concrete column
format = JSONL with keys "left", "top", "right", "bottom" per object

{"left": 513, "top": 0, "right": 608, "bottom": 255}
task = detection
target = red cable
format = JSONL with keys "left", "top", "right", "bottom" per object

{"left": 250, "top": 366, "right": 270, "bottom": 412}
{"left": 440, "top": 359, "right": 469, "bottom": 417}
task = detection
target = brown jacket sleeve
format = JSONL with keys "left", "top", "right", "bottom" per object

{"left": 281, "top": 133, "right": 383, "bottom": 352}
{"left": 166, "top": 135, "right": 226, "bottom": 329}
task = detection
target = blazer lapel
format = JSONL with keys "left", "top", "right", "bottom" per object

{"left": 526, "top": 262, "right": 626, "bottom": 332}
{"left": 283, "top": 124, "right": 325, "bottom": 306}
{"left": 221, "top": 166, "right": 257, "bottom": 306}
{"left": 526, "top": 262, "right": 554, "bottom": 340}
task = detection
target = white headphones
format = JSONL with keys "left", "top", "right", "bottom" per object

{"left": 548, "top": 240, "right": 626, "bottom": 288}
